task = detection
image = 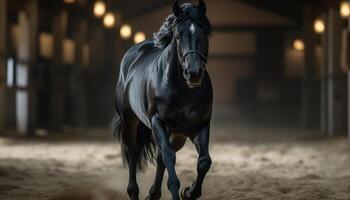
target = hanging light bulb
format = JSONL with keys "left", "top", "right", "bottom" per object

{"left": 103, "top": 13, "right": 115, "bottom": 28}
{"left": 94, "top": 1, "right": 106, "bottom": 18}
{"left": 134, "top": 32, "right": 146, "bottom": 44}
{"left": 64, "top": 0, "right": 75, "bottom": 3}
{"left": 340, "top": 1, "right": 350, "bottom": 18}
{"left": 314, "top": 18, "right": 325, "bottom": 34}
{"left": 293, "top": 39, "right": 304, "bottom": 51}
{"left": 120, "top": 24, "right": 132, "bottom": 39}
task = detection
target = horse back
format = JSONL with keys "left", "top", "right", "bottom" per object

{"left": 118, "top": 41, "right": 161, "bottom": 84}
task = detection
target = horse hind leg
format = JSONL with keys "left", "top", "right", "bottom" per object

{"left": 120, "top": 111, "right": 141, "bottom": 200}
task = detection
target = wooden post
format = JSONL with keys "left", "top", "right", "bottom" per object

{"left": 344, "top": 25, "right": 350, "bottom": 139}
{"left": 16, "top": 0, "right": 39, "bottom": 134}
{"left": 320, "top": 14, "right": 328, "bottom": 134}
{"left": 27, "top": 0, "right": 39, "bottom": 134}
{"left": 51, "top": 9, "right": 67, "bottom": 130}
{"left": 301, "top": 5, "right": 317, "bottom": 128}
{"left": 87, "top": 25, "right": 104, "bottom": 125}
{"left": 345, "top": 0, "right": 350, "bottom": 139}
{"left": 71, "top": 20, "right": 87, "bottom": 126}
{"left": 326, "top": 8, "right": 335, "bottom": 136}
{"left": 325, "top": 2, "right": 342, "bottom": 136}
{"left": 0, "top": 0, "right": 7, "bottom": 131}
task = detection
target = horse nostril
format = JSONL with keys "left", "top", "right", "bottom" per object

{"left": 183, "top": 68, "right": 190, "bottom": 80}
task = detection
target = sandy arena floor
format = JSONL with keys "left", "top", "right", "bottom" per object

{"left": 1, "top": 123, "right": 350, "bottom": 200}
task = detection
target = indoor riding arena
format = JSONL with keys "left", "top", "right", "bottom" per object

{"left": 1, "top": 0, "right": 350, "bottom": 200}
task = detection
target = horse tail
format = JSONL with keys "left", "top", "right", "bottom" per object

{"left": 110, "top": 112, "right": 129, "bottom": 167}
{"left": 136, "top": 122, "right": 157, "bottom": 170}
{"left": 112, "top": 112, "right": 157, "bottom": 170}
{"left": 111, "top": 112, "right": 122, "bottom": 137}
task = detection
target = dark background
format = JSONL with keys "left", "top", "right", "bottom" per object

{"left": 0, "top": 0, "right": 348, "bottom": 136}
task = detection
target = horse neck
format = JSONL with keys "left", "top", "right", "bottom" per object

{"left": 159, "top": 39, "right": 186, "bottom": 88}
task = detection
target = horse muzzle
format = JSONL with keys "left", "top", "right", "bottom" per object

{"left": 183, "top": 67, "right": 204, "bottom": 88}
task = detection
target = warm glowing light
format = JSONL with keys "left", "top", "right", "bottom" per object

{"left": 64, "top": 0, "right": 75, "bottom": 3}
{"left": 120, "top": 24, "right": 132, "bottom": 39}
{"left": 134, "top": 32, "right": 146, "bottom": 44}
{"left": 314, "top": 18, "right": 325, "bottom": 34}
{"left": 94, "top": 1, "right": 106, "bottom": 18}
{"left": 103, "top": 13, "right": 115, "bottom": 28}
{"left": 341, "top": 1, "right": 350, "bottom": 18}
{"left": 293, "top": 39, "right": 304, "bottom": 51}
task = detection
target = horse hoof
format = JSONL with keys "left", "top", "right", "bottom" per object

{"left": 180, "top": 187, "right": 191, "bottom": 200}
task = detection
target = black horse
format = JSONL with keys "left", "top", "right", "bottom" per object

{"left": 111, "top": 1, "right": 213, "bottom": 199}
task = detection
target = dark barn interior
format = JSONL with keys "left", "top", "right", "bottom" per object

{"left": 1, "top": 0, "right": 350, "bottom": 199}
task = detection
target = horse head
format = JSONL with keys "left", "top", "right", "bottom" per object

{"left": 172, "top": 0, "right": 211, "bottom": 88}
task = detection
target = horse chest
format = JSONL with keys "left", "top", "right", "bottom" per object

{"left": 156, "top": 94, "right": 210, "bottom": 132}
{"left": 173, "top": 105, "right": 201, "bottom": 122}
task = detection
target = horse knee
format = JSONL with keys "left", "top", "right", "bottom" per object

{"left": 197, "top": 155, "right": 212, "bottom": 173}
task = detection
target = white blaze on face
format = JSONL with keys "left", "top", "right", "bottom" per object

{"left": 190, "top": 23, "right": 196, "bottom": 34}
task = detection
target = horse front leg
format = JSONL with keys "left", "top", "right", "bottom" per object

{"left": 146, "top": 134, "right": 187, "bottom": 200}
{"left": 181, "top": 124, "right": 212, "bottom": 200}
{"left": 151, "top": 115, "right": 181, "bottom": 200}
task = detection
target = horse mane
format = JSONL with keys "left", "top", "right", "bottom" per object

{"left": 153, "top": 14, "right": 176, "bottom": 49}
{"left": 153, "top": 3, "right": 212, "bottom": 49}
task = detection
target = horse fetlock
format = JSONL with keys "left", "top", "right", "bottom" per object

{"left": 189, "top": 189, "right": 202, "bottom": 199}
{"left": 127, "top": 184, "right": 140, "bottom": 198}
{"left": 167, "top": 178, "right": 180, "bottom": 191}
{"left": 148, "top": 185, "right": 162, "bottom": 200}
{"left": 181, "top": 187, "right": 200, "bottom": 200}
{"left": 148, "top": 193, "right": 161, "bottom": 200}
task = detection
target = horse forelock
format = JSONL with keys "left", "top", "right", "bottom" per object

{"left": 153, "top": 4, "right": 212, "bottom": 49}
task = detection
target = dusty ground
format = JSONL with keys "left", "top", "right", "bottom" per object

{"left": 1, "top": 123, "right": 350, "bottom": 200}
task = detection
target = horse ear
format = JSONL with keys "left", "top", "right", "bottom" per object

{"left": 198, "top": 0, "right": 206, "bottom": 14}
{"left": 172, "top": 0, "right": 182, "bottom": 17}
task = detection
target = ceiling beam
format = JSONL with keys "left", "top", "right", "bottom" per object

{"left": 124, "top": 0, "right": 173, "bottom": 20}
{"left": 239, "top": 0, "right": 305, "bottom": 23}
{"left": 213, "top": 24, "right": 300, "bottom": 32}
